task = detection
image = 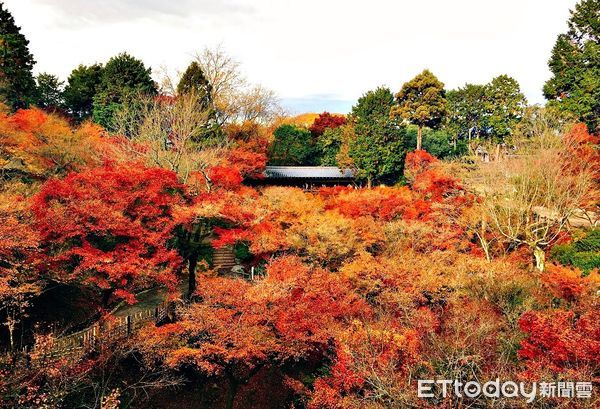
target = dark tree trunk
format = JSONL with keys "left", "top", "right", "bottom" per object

{"left": 225, "top": 374, "right": 239, "bottom": 409}
{"left": 187, "top": 252, "right": 199, "bottom": 299}
{"left": 101, "top": 288, "right": 113, "bottom": 308}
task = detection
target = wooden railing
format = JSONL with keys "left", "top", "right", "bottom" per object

{"left": 32, "top": 303, "right": 168, "bottom": 359}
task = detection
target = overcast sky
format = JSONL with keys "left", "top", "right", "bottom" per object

{"left": 4, "top": 0, "right": 579, "bottom": 113}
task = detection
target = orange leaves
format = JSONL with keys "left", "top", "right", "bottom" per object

{"left": 265, "top": 256, "right": 371, "bottom": 352}
{"left": 139, "top": 255, "right": 371, "bottom": 384}
{"left": 404, "top": 149, "right": 437, "bottom": 182}
{"left": 31, "top": 163, "right": 186, "bottom": 304}
{"left": 561, "top": 123, "right": 600, "bottom": 208}
{"left": 0, "top": 191, "right": 38, "bottom": 267}
{"left": 0, "top": 108, "right": 111, "bottom": 177}
{"left": 541, "top": 264, "right": 599, "bottom": 302}
{"left": 518, "top": 308, "right": 600, "bottom": 377}
{"left": 248, "top": 187, "right": 385, "bottom": 265}
{"left": 405, "top": 149, "right": 465, "bottom": 203}
{"left": 322, "top": 186, "right": 416, "bottom": 221}
{"left": 223, "top": 147, "right": 267, "bottom": 179}
{"left": 339, "top": 252, "right": 408, "bottom": 300}
{"left": 208, "top": 165, "right": 243, "bottom": 189}
{"left": 309, "top": 321, "right": 420, "bottom": 408}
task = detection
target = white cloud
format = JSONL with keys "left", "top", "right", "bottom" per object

{"left": 4, "top": 0, "right": 579, "bottom": 112}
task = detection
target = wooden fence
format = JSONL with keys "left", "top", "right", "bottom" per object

{"left": 32, "top": 303, "right": 168, "bottom": 359}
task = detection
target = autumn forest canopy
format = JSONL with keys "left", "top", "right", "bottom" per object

{"left": 0, "top": 1, "right": 599, "bottom": 408}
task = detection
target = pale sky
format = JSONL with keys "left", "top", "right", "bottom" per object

{"left": 4, "top": 0, "right": 579, "bottom": 113}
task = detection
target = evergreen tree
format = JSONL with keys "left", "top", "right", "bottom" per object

{"left": 92, "top": 53, "right": 157, "bottom": 131}
{"left": 485, "top": 75, "right": 527, "bottom": 140}
{"left": 34, "top": 72, "right": 64, "bottom": 111}
{"left": 544, "top": 0, "right": 600, "bottom": 132}
{"left": 393, "top": 70, "right": 446, "bottom": 150}
{"left": 268, "top": 124, "right": 316, "bottom": 165}
{"left": 177, "top": 61, "right": 212, "bottom": 106}
{"left": 446, "top": 83, "right": 488, "bottom": 141}
{"left": 349, "top": 87, "right": 407, "bottom": 187}
{"left": 0, "top": 3, "right": 36, "bottom": 110}
{"left": 446, "top": 76, "right": 526, "bottom": 142}
{"left": 317, "top": 126, "right": 344, "bottom": 166}
{"left": 177, "top": 61, "right": 220, "bottom": 141}
{"left": 63, "top": 63, "right": 104, "bottom": 122}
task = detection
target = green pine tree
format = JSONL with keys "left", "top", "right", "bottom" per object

{"left": 349, "top": 87, "right": 408, "bottom": 187}
{"left": 34, "top": 72, "right": 64, "bottom": 111}
{"left": 544, "top": 0, "right": 600, "bottom": 132}
{"left": 63, "top": 63, "right": 104, "bottom": 122}
{"left": 92, "top": 53, "right": 157, "bottom": 131}
{"left": 0, "top": 2, "right": 36, "bottom": 110}
{"left": 393, "top": 70, "right": 446, "bottom": 150}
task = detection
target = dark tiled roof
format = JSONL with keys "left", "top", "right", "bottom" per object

{"left": 264, "top": 166, "right": 355, "bottom": 179}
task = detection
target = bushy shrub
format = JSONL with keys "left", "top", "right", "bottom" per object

{"left": 574, "top": 229, "right": 600, "bottom": 252}
{"left": 551, "top": 230, "right": 600, "bottom": 273}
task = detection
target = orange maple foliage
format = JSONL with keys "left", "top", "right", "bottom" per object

{"left": 31, "top": 163, "right": 186, "bottom": 305}
{"left": 0, "top": 108, "right": 111, "bottom": 177}
{"left": 138, "top": 255, "right": 370, "bottom": 407}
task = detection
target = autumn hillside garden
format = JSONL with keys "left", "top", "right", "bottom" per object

{"left": 1, "top": 1, "right": 599, "bottom": 408}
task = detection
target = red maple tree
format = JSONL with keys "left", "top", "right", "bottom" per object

{"left": 31, "top": 163, "right": 186, "bottom": 306}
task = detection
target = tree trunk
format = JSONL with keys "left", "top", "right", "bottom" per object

{"left": 8, "top": 321, "right": 14, "bottom": 352}
{"left": 101, "top": 288, "right": 113, "bottom": 308}
{"left": 533, "top": 247, "right": 545, "bottom": 272}
{"left": 417, "top": 126, "right": 423, "bottom": 151}
{"left": 367, "top": 177, "right": 372, "bottom": 189}
{"left": 187, "top": 253, "right": 198, "bottom": 299}
{"left": 225, "top": 375, "right": 239, "bottom": 409}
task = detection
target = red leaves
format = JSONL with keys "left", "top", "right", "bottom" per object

{"left": 518, "top": 309, "right": 600, "bottom": 376}
{"left": 265, "top": 256, "right": 371, "bottom": 351}
{"left": 31, "top": 163, "right": 186, "bottom": 304}
{"left": 518, "top": 262, "right": 599, "bottom": 379}
{"left": 309, "top": 322, "right": 420, "bottom": 408}
{"left": 211, "top": 227, "right": 250, "bottom": 249}
{"left": 322, "top": 186, "right": 416, "bottom": 221}
{"left": 224, "top": 147, "right": 267, "bottom": 179}
{"left": 309, "top": 112, "right": 347, "bottom": 137}
{"left": 208, "top": 165, "right": 243, "bottom": 189}
{"left": 404, "top": 149, "right": 437, "bottom": 181}
{"left": 541, "top": 264, "right": 592, "bottom": 302}
{"left": 309, "top": 347, "right": 365, "bottom": 409}
{"left": 137, "top": 255, "right": 371, "bottom": 394}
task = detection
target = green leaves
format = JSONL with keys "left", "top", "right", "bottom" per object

{"left": 349, "top": 87, "right": 407, "bottom": 185}
{"left": 0, "top": 3, "right": 36, "bottom": 110}
{"left": 92, "top": 53, "right": 157, "bottom": 131}
{"left": 392, "top": 69, "right": 446, "bottom": 129}
{"left": 485, "top": 75, "right": 527, "bottom": 139}
{"left": 544, "top": 0, "right": 600, "bottom": 132}
{"left": 63, "top": 64, "right": 104, "bottom": 122}
{"left": 268, "top": 124, "right": 317, "bottom": 165}
{"left": 34, "top": 73, "right": 64, "bottom": 111}
{"left": 446, "top": 75, "right": 526, "bottom": 141}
